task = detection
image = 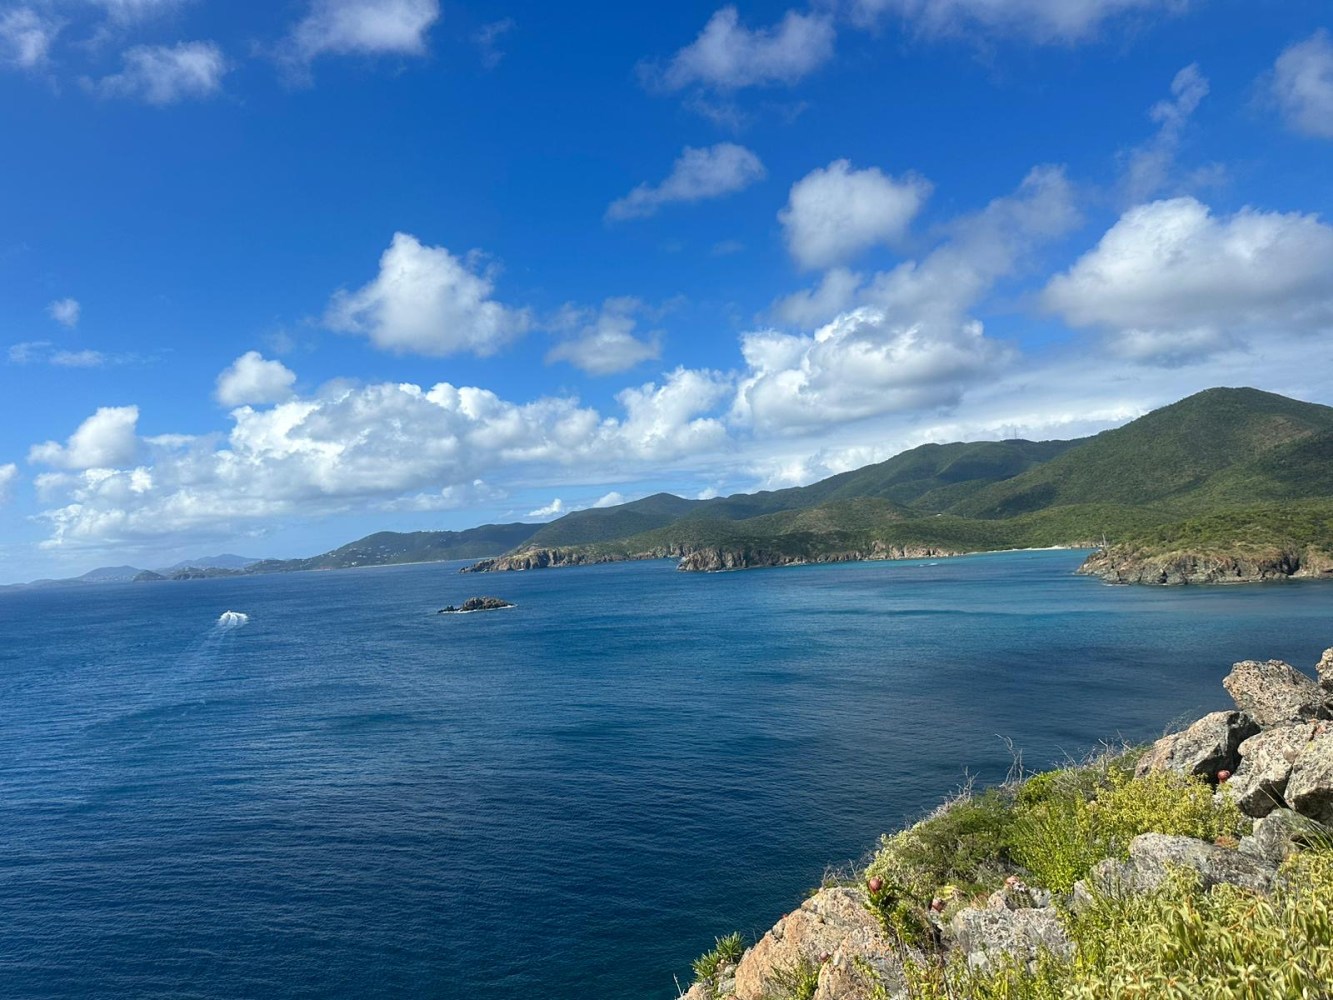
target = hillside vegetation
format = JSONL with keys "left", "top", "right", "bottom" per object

{"left": 233, "top": 387, "right": 1333, "bottom": 584}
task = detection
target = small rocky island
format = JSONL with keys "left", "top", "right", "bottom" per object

{"left": 437, "top": 596, "right": 515, "bottom": 614}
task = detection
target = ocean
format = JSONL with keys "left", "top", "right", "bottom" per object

{"left": 2, "top": 550, "right": 1330, "bottom": 998}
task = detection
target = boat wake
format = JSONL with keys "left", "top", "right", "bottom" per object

{"left": 217, "top": 611, "right": 249, "bottom": 628}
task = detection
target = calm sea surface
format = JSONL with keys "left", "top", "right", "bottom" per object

{"left": 2, "top": 550, "right": 1331, "bottom": 998}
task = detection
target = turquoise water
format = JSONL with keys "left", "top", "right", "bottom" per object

{"left": 1, "top": 550, "right": 1330, "bottom": 998}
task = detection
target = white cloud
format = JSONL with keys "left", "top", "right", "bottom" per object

{"left": 526, "top": 498, "right": 565, "bottom": 518}
{"left": 51, "top": 349, "right": 105, "bottom": 368}
{"left": 28, "top": 370, "right": 731, "bottom": 548}
{"left": 29, "top": 406, "right": 140, "bottom": 471}
{"left": 592, "top": 491, "right": 626, "bottom": 508}
{"left": 90, "top": 0, "right": 191, "bottom": 23}
{"left": 739, "top": 166, "right": 1078, "bottom": 429}
{"left": 732, "top": 308, "right": 1007, "bottom": 432}
{"left": 325, "top": 232, "right": 531, "bottom": 357}
{"left": 852, "top": 0, "right": 1191, "bottom": 44}
{"left": 1121, "top": 63, "right": 1210, "bottom": 204}
{"left": 0, "top": 463, "right": 17, "bottom": 503}
{"left": 215, "top": 351, "right": 298, "bottom": 407}
{"left": 287, "top": 0, "right": 439, "bottom": 63}
{"left": 9, "top": 341, "right": 51, "bottom": 364}
{"left": 546, "top": 298, "right": 661, "bottom": 376}
{"left": 93, "top": 41, "right": 228, "bottom": 105}
{"left": 472, "top": 17, "right": 513, "bottom": 69}
{"left": 1043, "top": 197, "right": 1333, "bottom": 364}
{"left": 653, "top": 6, "right": 835, "bottom": 91}
{"left": 48, "top": 297, "right": 80, "bottom": 327}
{"left": 1267, "top": 30, "right": 1333, "bottom": 140}
{"left": 779, "top": 159, "right": 932, "bottom": 270}
{"left": 0, "top": 7, "right": 59, "bottom": 69}
{"left": 773, "top": 267, "right": 863, "bottom": 327}
{"left": 607, "top": 143, "right": 765, "bottom": 222}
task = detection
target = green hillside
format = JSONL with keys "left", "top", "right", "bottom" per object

{"left": 248, "top": 523, "right": 539, "bottom": 573}
{"left": 949, "top": 388, "right": 1333, "bottom": 519}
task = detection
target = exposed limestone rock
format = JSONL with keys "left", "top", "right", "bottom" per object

{"left": 813, "top": 937, "right": 912, "bottom": 1000}
{"left": 1239, "top": 808, "right": 1333, "bottom": 866}
{"left": 1093, "top": 834, "right": 1277, "bottom": 896}
{"left": 1135, "top": 711, "right": 1258, "bottom": 780}
{"left": 949, "top": 906, "right": 1071, "bottom": 974}
{"left": 731, "top": 888, "right": 883, "bottom": 1000}
{"left": 1223, "top": 659, "right": 1323, "bottom": 727}
{"left": 462, "top": 548, "right": 638, "bottom": 572}
{"left": 674, "top": 543, "right": 955, "bottom": 573}
{"left": 1283, "top": 728, "right": 1333, "bottom": 824}
{"left": 1226, "top": 723, "right": 1315, "bottom": 817}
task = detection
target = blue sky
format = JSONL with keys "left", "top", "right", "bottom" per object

{"left": 1, "top": 0, "right": 1332, "bottom": 582}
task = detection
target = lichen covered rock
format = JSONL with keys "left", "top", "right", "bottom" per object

{"left": 1135, "top": 711, "right": 1258, "bottom": 781}
{"left": 1223, "top": 659, "right": 1323, "bottom": 727}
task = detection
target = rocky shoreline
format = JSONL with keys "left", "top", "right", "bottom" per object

{"left": 678, "top": 648, "right": 1333, "bottom": 999}
{"left": 462, "top": 542, "right": 959, "bottom": 575}
{"left": 1077, "top": 543, "right": 1333, "bottom": 585}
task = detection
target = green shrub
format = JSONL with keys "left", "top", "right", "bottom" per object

{"left": 1009, "top": 792, "right": 1107, "bottom": 895}
{"left": 691, "top": 932, "right": 746, "bottom": 995}
{"left": 1093, "top": 769, "right": 1247, "bottom": 853}
{"left": 762, "top": 955, "right": 821, "bottom": 1000}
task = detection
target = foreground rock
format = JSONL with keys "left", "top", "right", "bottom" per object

{"left": 1226, "top": 724, "right": 1314, "bottom": 816}
{"left": 437, "top": 596, "right": 515, "bottom": 613}
{"left": 1135, "top": 710, "right": 1257, "bottom": 781}
{"left": 1223, "top": 658, "right": 1324, "bottom": 726}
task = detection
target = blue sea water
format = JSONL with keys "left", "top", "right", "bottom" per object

{"left": 1, "top": 550, "right": 1331, "bottom": 999}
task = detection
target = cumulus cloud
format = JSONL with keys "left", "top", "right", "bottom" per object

{"left": 29, "top": 406, "right": 140, "bottom": 471}
{"left": 774, "top": 267, "right": 863, "bottom": 327}
{"left": 1266, "top": 30, "right": 1333, "bottom": 140}
{"left": 1043, "top": 197, "right": 1333, "bottom": 364}
{"left": 592, "top": 491, "right": 626, "bottom": 508}
{"left": 29, "top": 369, "right": 731, "bottom": 548}
{"left": 286, "top": 0, "right": 439, "bottom": 63}
{"left": 607, "top": 143, "right": 765, "bottom": 222}
{"left": 0, "top": 463, "right": 17, "bottom": 503}
{"left": 739, "top": 166, "right": 1079, "bottom": 429}
{"left": 1121, "top": 63, "right": 1210, "bottom": 204}
{"left": 526, "top": 497, "right": 565, "bottom": 518}
{"left": 546, "top": 298, "right": 662, "bottom": 375}
{"left": 92, "top": 41, "right": 228, "bottom": 104}
{"left": 325, "top": 232, "right": 531, "bottom": 357}
{"left": 215, "top": 351, "right": 298, "bottom": 407}
{"left": 779, "top": 160, "right": 932, "bottom": 270}
{"left": 48, "top": 297, "right": 80, "bottom": 327}
{"left": 851, "top": 0, "right": 1191, "bottom": 44}
{"left": 651, "top": 6, "right": 835, "bottom": 91}
{"left": 0, "top": 7, "right": 59, "bottom": 69}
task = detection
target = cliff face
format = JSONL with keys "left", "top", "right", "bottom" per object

{"left": 460, "top": 547, "right": 642, "bottom": 572}
{"left": 1077, "top": 544, "right": 1333, "bottom": 585}
{"left": 678, "top": 648, "right": 1333, "bottom": 1000}
{"left": 464, "top": 543, "right": 958, "bottom": 574}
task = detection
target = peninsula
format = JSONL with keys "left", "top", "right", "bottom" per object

{"left": 677, "top": 648, "right": 1333, "bottom": 998}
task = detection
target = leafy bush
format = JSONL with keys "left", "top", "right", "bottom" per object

{"left": 691, "top": 932, "right": 746, "bottom": 995}
{"left": 1009, "top": 792, "right": 1107, "bottom": 895}
{"left": 1093, "top": 768, "right": 1247, "bottom": 853}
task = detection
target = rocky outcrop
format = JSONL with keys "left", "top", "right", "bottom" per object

{"left": 462, "top": 548, "right": 641, "bottom": 572}
{"left": 1240, "top": 808, "right": 1333, "bottom": 865}
{"left": 950, "top": 902, "right": 1071, "bottom": 974}
{"left": 438, "top": 596, "right": 515, "bottom": 613}
{"left": 1077, "top": 545, "right": 1333, "bottom": 586}
{"left": 1223, "top": 659, "right": 1324, "bottom": 726}
{"left": 1135, "top": 711, "right": 1258, "bottom": 781}
{"left": 674, "top": 643, "right": 1333, "bottom": 999}
{"left": 675, "top": 543, "right": 956, "bottom": 573}
{"left": 1283, "top": 728, "right": 1333, "bottom": 824}
{"left": 1094, "top": 833, "right": 1277, "bottom": 896}
{"left": 1226, "top": 724, "right": 1314, "bottom": 816}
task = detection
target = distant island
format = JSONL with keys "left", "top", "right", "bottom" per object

{"left": 8, "top": 387, "right": 1333, "bottom": 592}
{"left": 437, "top": 596, "right": 515, "bottom": 614}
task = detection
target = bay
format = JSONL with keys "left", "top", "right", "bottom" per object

{"left": 1, "top": 550, "right": 1330, "bottom": 998}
